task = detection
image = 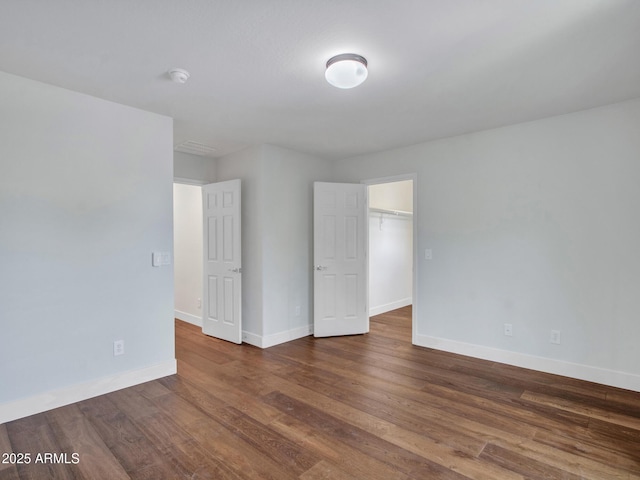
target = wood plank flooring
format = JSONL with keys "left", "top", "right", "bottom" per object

{"left": 2, "top": 306, "right": 640, "bottom": 479}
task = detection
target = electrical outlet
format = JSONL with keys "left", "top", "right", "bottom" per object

{"left": 113, "top": 339, "right": 125, "bottom": 356}
{"left": 295, "top": 305, "right": 301, "bottom": 316}
{"left": 152, "top": 251, "right": 171, "bottom": 267}
{"left": 550, "top": 330, "right": 561, "bottom": 345}
{"left": 504, "top": 323, "right": 513, "bottom": 337}
{"left": 197, "top": 298, "right": 202, "bottom": 309}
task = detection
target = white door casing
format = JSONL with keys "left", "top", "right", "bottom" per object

{"left": 202, "top": 179, "right": 242, "bottom": 344}
{"left": 314, "top": 182, "right": 368, "bottom": 337}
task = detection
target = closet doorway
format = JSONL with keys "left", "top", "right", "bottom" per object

{"left": 366, "top": 177, "right": 415, "bottom": 341}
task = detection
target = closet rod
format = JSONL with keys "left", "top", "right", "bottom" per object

{"left": 369, "top": 207, "right": 413, "bottom": 218}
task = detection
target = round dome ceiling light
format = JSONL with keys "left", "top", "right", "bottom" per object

{"left": 325, "top": 53, "right": 368, "bottom": 89}
{"left": 168, "top": 68, "right": 190, "bottom": 84}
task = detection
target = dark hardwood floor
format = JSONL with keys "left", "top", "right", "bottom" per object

{"left": 2, "top": 306, "right": 640, "bottom": 479}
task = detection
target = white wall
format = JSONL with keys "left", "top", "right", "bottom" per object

{"left": 333, "top": 98, "right": 640, "bottom": 391}
{"left": 216, "top": 144, "right": 332, "bottom": 346}
{"left": 260, "top": 145, "right": 332, "bottom": 340}
{"left": 0, "top": 71, "right": 176, "bottom": 422}
{"left": 173, "top": 184, "right": 203, "bottom": 326}
{"left": 174, "top": 151, "right": 216, "bottom": 184}
{"left": 369, "top": 181, "right": 413, "bottom": 316}
{"left": 216, "top": 146, "right": 265, "bottom": 339}
{"left": 369, "top": 180, "right": 413, "bottom": 213}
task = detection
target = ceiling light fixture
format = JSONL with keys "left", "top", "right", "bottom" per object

{"left": 325, "top": 53, "right": 368, "bottom": 89}
{"left": 168, "top": 68, "right": 190, "bottom": 84}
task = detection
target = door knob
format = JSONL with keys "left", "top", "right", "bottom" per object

{"left": 314, "top": 265, "right": 328, "bottom": 271}
{"left": 228, "top": 267, "right": 242, "bottom": 273}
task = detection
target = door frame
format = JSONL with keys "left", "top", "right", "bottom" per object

{"left": 361, "top": 173, "right": 418, "bottom": 345}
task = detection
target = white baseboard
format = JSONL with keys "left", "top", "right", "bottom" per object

{"left": 175, "top": 309, "right": 202, "bottom": 327}
{"left": 369, "top": 298, "right": 412, "bottom": 317}
{"left": 414, "top": 334, "right": 640, "bottom": 393}
{"left": 241, "top": 331, "right": 263, "bottom": 348}
{"left": 0, "top": 359, "right": 177, "bottom": 425}
{"left": 242, "top": 324, "right": 313, "bottom": 349}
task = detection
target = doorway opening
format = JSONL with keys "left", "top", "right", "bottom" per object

{"left": 173, "top": 182, "right": 204, "bottom": 327}
{"left": 173, "top": 179, "right": 243, "bottom": 344}
{"left": 365, "top": 176, "right": 416, "bottom": 343}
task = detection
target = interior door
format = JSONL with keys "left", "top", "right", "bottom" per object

{"left": 314, "top": 182, "right": 368, "bottom": 337}
{"left": 202, "top": 179, "right": 242, "bottom": 344}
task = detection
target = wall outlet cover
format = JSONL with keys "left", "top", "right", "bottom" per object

{"left": 113, "top": 340, "right": 125, "bottom": 356}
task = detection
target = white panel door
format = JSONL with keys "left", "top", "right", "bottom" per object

{"left": 202, "top": 179, "right": 242, "bottom": 344}
{"left": 314, "top": 182, "right": 368, "bottom": 337}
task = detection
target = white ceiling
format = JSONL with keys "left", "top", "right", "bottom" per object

{"left": 1, "top": 1, "right": 639, "bottom": 160}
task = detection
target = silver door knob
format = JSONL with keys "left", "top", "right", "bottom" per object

{"left": 314, "top": 265, "right": 328, "bottom": 271}
{"left": 229, "top": 267, "right": 242, "bottom": 273}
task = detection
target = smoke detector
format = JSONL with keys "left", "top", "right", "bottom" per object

{"left": 168, "top": 68, "right": 190, "bottom": 84}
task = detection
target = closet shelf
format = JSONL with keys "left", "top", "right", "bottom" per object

{"left": 369, "top": 207, "right": 413, "bottom": 218}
